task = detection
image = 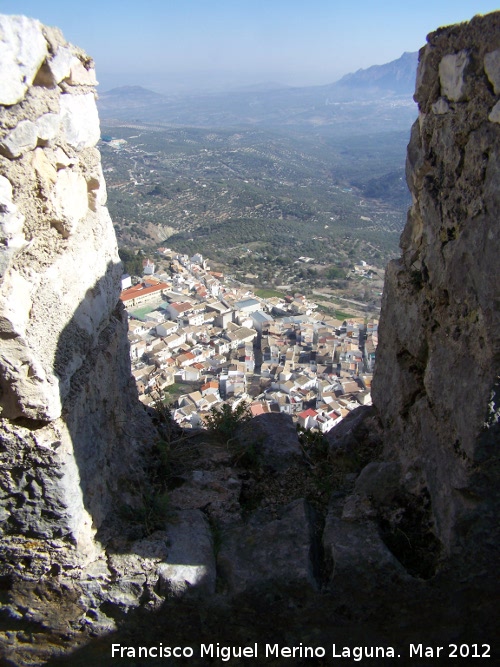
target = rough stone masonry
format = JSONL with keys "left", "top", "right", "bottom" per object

{"left": 372, "top": 12, "right": 500, "bottom": 559}
{"left": 0, "top": 16, "right": 154, "bottom": 562}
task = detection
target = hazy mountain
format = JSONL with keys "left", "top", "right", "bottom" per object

{"left": 97, "top": 53, "right": 419, "bottom": 132}
{"left": 334, "top": 51, "right": 418, "bottom": 95}
{"left": 97, "top": 85, "right": 167, "bottom": 112}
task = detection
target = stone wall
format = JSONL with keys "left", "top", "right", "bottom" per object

{"left": 372, "top": 12, "right": 500, "bottom": 556}
{"left": 0, "top": 15, "right": 154, "bottom": 557}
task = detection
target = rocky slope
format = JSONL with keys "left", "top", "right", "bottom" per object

{"left": 0, "top": 11, "right": 499, "bottom": 667}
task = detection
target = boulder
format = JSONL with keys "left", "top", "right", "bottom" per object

{"left": 235, "top": 412, "right": 302, "bottom": 472}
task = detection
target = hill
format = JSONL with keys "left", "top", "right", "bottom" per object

{"left": 97, "top": 84, "right": 168, "bottom": 112}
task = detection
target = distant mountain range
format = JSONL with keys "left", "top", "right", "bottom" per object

{"left": 97, "top": 52, "right": 419, "bottom": 132}
{"left": 334, "top": 51, "right": 418, "bottom": 94}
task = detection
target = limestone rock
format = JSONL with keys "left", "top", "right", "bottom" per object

{"left": 0, "top": 15, "right": 47, "bottom": 105}
{"left": 341, "top": 461, "right": 401, "bottom": 522}
{"left": 52, "top": 168, "right": 89, "bottom": 236}
{"left": 86, "top": 163, "right": 107, "bottom": 210}
{"left": 431, "top": 97, "right": 450, "bottom": 114}
{"left": 325, "top": 404, "right": 380, "bottom": 453}
{"left": 32, "top": 146, "right": 57, "bottom": 184}
{"left": 36, "top": 112, "right": 60, "bottom": 142}
{"left": 0, "top": 270, "right": 35, "bottom": 339}
{"left": 156, "top": 510, "right": 216, "bottom": 597}
{"left": 168, "top": 468, "right": 242, "bottom": 518}
{"left": 489, "top": 99, "right": 500, "bottom": 123}
{"left": 484, "top": 49, "right": 500, "bottom": 94}
{"left": 54, "top": 146, "right": 76, "bottom": 168}
{"left": 67, "top": 57, "right": 98, "bottom": 86}
{"left": 46, "top": 45, "right": 73, "bottom": 84}
{"left": 0, "top": 175, "right": 25, "bottom": 276}
{"left": 353, "top": 461, "right": 401, "bottom": 505}
{"left": 0, "top": 119, "right": 38, "bottom": 158}
{"left": 439, "top": 51, "right": 469, "bottom": 101}
{"left": 0, "top": 112, "right": 60, "bottom": 158}
{"left": 217, "top": 499, "right": 318, "bottom": 595}
{"left": 60, "top": 92, "right": 100, "bottom": 150}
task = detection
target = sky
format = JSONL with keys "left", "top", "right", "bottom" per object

{"left": 1, "top": 0, "right": 499, "bottom": 92}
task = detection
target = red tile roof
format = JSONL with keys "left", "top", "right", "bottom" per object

{"left": 202, "top": 381, "right": 219, "bottom": 391}
{"left": 298, "top": 408, "right": 318, "bottom": 419}
{"left": 250, "top": 403, "right": 268, "bottom": 416}
{"left": 171, "top": 302, "right": 193, "bottom": 313}
{"left": 120, "top": 281, "right": 168, "bottom": 302}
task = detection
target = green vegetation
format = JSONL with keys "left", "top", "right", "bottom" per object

{"left": 255, "top": 288, "right": 287, "bottom": 299}
{"left": 326, "top": 266, "right": 346, "bottom": 280}
{"left": 204, "top": 401, "right": 251, "bottom": 440}
{"left": 315, "top": 303, "right": 352, "bottom": 320}
{"left": 118, "top": 247, "right": 145, "bottom": 276}
{"left": 119, "top": 487, "right": 171, "bottom": 537}
{"left": 203, "top": 401, "right": 262, "bottom": 467}
{"left": 101, "top": 124, "right": 407, "bottom": 285}
{"left": 297, "top": 425, "right": 330, "bottom": 460}
{"left": 118, "top": 437, "right": 174, "bottom": 537}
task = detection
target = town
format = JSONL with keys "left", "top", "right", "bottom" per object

{"left": 122, "top": 250, "right": 378, "bottom": 433}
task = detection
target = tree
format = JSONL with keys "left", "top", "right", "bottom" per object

{"left": 204, "top": 401, "right": 251, "bottom": 440}
{"left": 326, "top": 266, "right": 345, "bottom": 280}
{"left": 118, "top": 247, "right": 144, "bottom": 276}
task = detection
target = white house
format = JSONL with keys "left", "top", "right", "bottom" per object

{"left": 186, "top": 308, "right": 206, "bottom": 326}
{"left": 224, "top": 326, "right": 257, "bottom": 350}
{"left": 293, "top": 374, "right": 317, "bottom": 392}
{"left": 315, "top": 409, "right": 342, "bottom": 433}
{"left": 298, "top": 408, "right": 318, "bottom": 430}
{"left": 219, "top": 370, "right": 246, "bottom": 398}
{"left": 184, "top": 367, "right": 201, "bottom": 382}
{"left": 164, "top": 331, "right": 187, "bottom": 349}
{"left": 234, "top": 298, "right": 261, "bottom": 314}
{"left": 121, "top": 274, "right": 132, "bottom": 290}
{"left": 147, "top": 311, "right": 165, "bottom": 324}
{"left": 251, "top": 310, "right": 274, "bottom": 334}
{"left": 130, "top": 337, "right": 147, "bottom": 360}
{"left": 143, "top": 258, "right": 155, "bottom": 275}
{"left": 156, "top": 321, "right": 179, "bottom": 337}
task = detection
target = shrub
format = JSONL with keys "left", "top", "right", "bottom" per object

{"left": 204, "top": 401, "right": 251, "bottom": 440}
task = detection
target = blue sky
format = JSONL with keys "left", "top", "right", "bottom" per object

{"left": 1, "top": 0, "right": 498, "bottom": 91}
